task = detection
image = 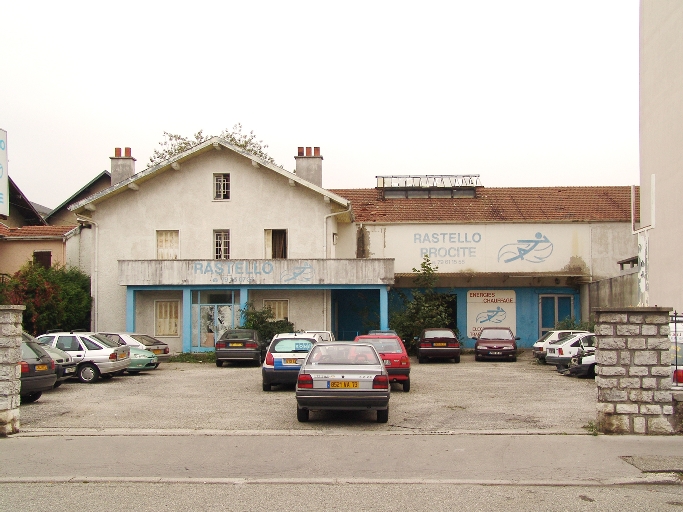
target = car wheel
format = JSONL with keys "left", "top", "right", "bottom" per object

{"left": 377, "top": 408, "right": 389, "bottom": 423}
{"left": 262, "top": 381, "right": 271, "bottom": 391}
{"left": 403, "top": 379, "right": 410, "bottom": 393}
{"left": 78, "top": 363, "right": 100, "bottom": 383}
{"left": 53, "top": 381, "right": 63, "bottom": 389}
{"left": 297, "top": 407, "right": 309, "bottom": 422}
{"left": 587, "top": 364, "right": 596, "bottom": 378}
{"left": 454, "top": 355, "right": 461, "bottom": 363}
{"left": 215, "top": 360, "right": 223, "bottom": 368}
{"left": 511, "top": 356, "right": 517, "bottom": 363}
{"left": 20, "top": 392, "right": 42, "bottom": 404}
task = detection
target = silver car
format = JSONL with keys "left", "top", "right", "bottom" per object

{"left": 295, "top": 342, "right": 390, "bottom": 423}
{"left": 36, "top": 332, "right": 130, "bottom": 383}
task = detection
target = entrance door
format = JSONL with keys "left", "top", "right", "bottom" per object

{"left": 194, "top": 304, "right": 236, "bottom": 349}
{"left": 539, "top": 295, "right": 574, "bottom": 337}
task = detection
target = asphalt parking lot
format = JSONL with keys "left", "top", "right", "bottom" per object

{"left": 17, "top": 350, "right": 597, "bottom": 434}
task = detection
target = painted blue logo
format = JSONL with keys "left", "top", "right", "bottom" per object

{"left": 498, "top": 232, "right": 553, "bottom": 263}
{"left": 0, "top": 139, "right": 5, "bottom": 150}
{"left": 476, "top": 306, "right": 507, "bottom": 324}
{"left": 281, "top": 263, "right": 314, "bottom": 283}
{"left": 0, "top": 163, "right": 3, "bottom": 178}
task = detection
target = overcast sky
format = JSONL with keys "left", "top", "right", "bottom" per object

{"left": 2, "top": 0, "right": 640, "bottom": 210}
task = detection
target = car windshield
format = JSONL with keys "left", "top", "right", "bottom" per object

{"left": 272, "top": 338, "right": 314, "bottom": 353}
{"left": 424, "top": 329, "right": 455, "bottom": 338}
{"left": 480, "top": 329, "right": 514, "bottom": 340}
{"left": 88, "top": 333, "right": 121, "bottom": 348}
{"left": 308, "top": 344, "right": 379, "bottom": 365}
{"left": 356, "top": 338, "right": 402, "bottom": 353}
{"left": 131, "top": 334, "right": 166, "bottom": 346}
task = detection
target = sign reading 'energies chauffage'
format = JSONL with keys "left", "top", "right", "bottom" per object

{"left": 466, "top": 290, "right": 517, "bottom": 339}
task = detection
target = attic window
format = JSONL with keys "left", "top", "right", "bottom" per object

{"left": 213, "top": 173, "right": 230, "bottom": 200}
{"left": 376, "top": 175, "right": 481, "bottom": 199}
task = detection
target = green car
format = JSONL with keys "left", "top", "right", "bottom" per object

{"left": 127, "top": 347, "right": 158, "bottom": 374}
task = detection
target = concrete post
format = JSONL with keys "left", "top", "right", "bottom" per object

{"left": 594, "top": 307, "right": 674, "bottom": 434}
{"left": 0, "top": 305, "right": 24, "bottom": 436}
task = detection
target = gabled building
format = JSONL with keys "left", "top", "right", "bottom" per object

{"left": 69, "top": 143, "right": 394, "bottom": 354}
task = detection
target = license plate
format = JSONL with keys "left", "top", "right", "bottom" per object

{"left": 383, "top": 359, "right": 392, "bottom": 365}
{"left": 433, "top": 342, "right": 447, "bottom": 347}
{"left": 118, "top": 353, "right": 127, "bottom": 360}
{"left": 152, "top": 349, "right": 162, "bottom": 354}
{"left": 329, "top": 381, "right": 359, "bottom": 389}
{"left": 36, "top": 364, "right": 48, "bottom": 371}
{"left": 284, "top": 358, "right": 298, "bottom": 364}
{"left": 65, "top": 367, "right": 76, "bottom": 374}
{"left": 229, "top": 342, "right": 243, "bottom": 347}
{"left": 490, "top": 351, "right": 502, "bottom": 355}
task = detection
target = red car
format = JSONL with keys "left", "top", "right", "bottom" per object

{"left": 354, "top": 334, "right": 411, "bottom": 392}
{"left": 473, "top": 327, "right": 520, "bottom": 362}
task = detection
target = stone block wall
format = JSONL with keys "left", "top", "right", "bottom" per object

{"left": 594, "top": 307, "right": 674, "bottom": 434}
{"left": 0, "top": 305, "right": 24, "bottom": 436}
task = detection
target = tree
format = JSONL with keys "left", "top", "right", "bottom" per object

{"left": 389, "top": 256, "right": 454, "bottom": 354}
{"left": 0, "top": 263, "right": 92, "bottom": 335}
{"left": 148, "top": 123, "right": 278, "bottom": 166}
{"left": 240, "top": 302, "right": 294, "bottom": 342}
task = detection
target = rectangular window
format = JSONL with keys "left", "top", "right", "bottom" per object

{"left": 155, "top": 301, "right": 179, "bottom": 337}
{"left": 157, "top": 230, "right": 179, "bottom": 259}
{"left": 33, "top": 250, "right": 52, "bottom": 269}
{"left": 214, "top": 173, "right": 230, "bottom": 200}
{"left": 265, "top": 229, "right": 287, "bottom": 259}
{"left": 263, "top": 299, "right": 289, "bottom": 321}
{"left": 214, "top": 230, "right": 230, "bottom": 259}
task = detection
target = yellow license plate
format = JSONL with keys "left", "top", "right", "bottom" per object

{"left": 152, "top": 349, "right": 162, "bottom": 354}
{"left": 229, "top": 342, "right": 243, "bottom": 347}
{"left": 433, "top": 342, "right": 447, "bottom": 347}
{"left": 329, "top": 381, "right": 359, "bottom": 389}
{"left": 284, "top": 358, "right": 298, "bottom": 364}
{"left": 119, "top": 353, "right": 128, "bottom": 360}
{"left": 36, "top": 364, "right": 48, "bottom": 371}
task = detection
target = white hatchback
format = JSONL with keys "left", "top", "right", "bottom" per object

{"left": 36, "top": 332, "right": 130, "bottom": 383}
{"left": 545, "top": 332, "right": 596, "bottom": 370}
{"left": 532, "top": 330, "right": 589, "bottom": 362}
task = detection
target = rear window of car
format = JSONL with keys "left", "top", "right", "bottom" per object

{"left": 37, "top": 335, "right": 55, "bottom": 346}
{"left": 88, "top": 334, "right": 121, "bottom": 349}
{"left": 220, "top": 330, "right": 257, "bottom": 341}
{"left": 271, "top": 338, "right": 314, "bottom": 353}
{"left": 480, "top": 328, "right": 514, "bottom": 340}
{"left": 131, "top": 334, "right": 166, "bottom": 346}
{"left": 22, "top": 342, "right": 43, "bottom": 359}
{"left": 308, "top": 344, "right": 379, "bottom": 365}
{"left": 423, "top": 329, "right": 456, "bottom": 339}
{"left": 357, "top": 338, "right": 402, "bottom": 353}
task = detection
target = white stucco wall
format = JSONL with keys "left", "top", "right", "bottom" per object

{"left": 87, "top": 148, "right": 343, "bottom": 333}
{"left": 640, "top": 1, "right": 683, "bottom": 311}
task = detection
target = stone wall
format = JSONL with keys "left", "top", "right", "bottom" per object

{"left": 0, "top": 305, "right": 24, "bottom": 436}
{"left": 594, "top": 307, "right": 674, "bottom": 434}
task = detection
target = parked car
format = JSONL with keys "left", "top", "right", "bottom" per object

{"left": 99, "top": 332, "right": 170, "bottom": 363}
{"left": 566, "top": 346, "right": 596, "bottom": 378}
{"left": 545, "top": 332, "right": 596, "bottom": 370}
{"left": 127, "top": 347, "right": 159, "bottom": 374}
{"left": 36, "top": 332, "right": 130, "bottom": 383}
{"left": 23, "top": 332, "right": 76, "bottom": 388}
{"left": 473, "top": 327, "right": 520, "bottom": 362}
{"left": 354, "top": 334, "right": 411, "bottom": 392}
{"left": 532, "top": 330, "right": 589, "bottom": 362}
{"left": 261, "top": 333, "right": 319, "bottom": 391}
{"left": 214, "top": 329, "right": 264, "bottom": 367}
{"left": 20, "top": 339, "right": 57, "bottom": 403}
{"left": 303, "top": 330, "right": 336, "bottom": 342}
{"left": 417, "top": 328, "right": 461, "bottom": 363}
{"left": 296, "top": 342, "right": 390, "bottom": 423}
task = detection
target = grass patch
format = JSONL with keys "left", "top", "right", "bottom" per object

{"left": 583, "top": 421, "right": 600, "bottom": 436}
{"left": 169, "top": 352, "right": 216, "bottom": 363}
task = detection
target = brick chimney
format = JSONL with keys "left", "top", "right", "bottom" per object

{"left": 110, "top": 147, "right": 136, "bottom": 185}
{"left": 294, "top": 146, "right": 323, "bottom": 187}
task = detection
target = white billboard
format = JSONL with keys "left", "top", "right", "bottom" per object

{"left": 0, "top": 129, "right": 7, "bottom": 217}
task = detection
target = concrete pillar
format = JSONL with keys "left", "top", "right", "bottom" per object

{"left": 594, "top": 307, "right": 674, "bottom": 434}
{"left": 0, "top": 305, "right": 25, "bottom": 436}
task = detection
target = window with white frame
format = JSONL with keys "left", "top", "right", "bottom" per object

{"left": 263, "top": 299, "right": 289, "bottom": 321}
{"left": 157, "top": 230, "right": 179, "bottom": 259}
{"left": 214, "top": 173, "right": 230, "bottom": 200}
{"left": 214, "top": 230, "right": 230, "bottom": 260}
{"left": 155, "top": 301, "right": 179, "bottom": 336}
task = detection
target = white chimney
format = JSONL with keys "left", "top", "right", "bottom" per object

{"left": 110, "top": 147, "right": 136, "bottom": 185}
{"left": 294, "top": 146, "right": 323, "bottom": 187}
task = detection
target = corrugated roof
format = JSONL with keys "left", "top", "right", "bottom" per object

{"left": 329, "top": 186, "right": 639, "bottom": 223}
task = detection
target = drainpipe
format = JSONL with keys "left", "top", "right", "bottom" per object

{"left": 77, "top": 215, "right": 99, "bottom": 331}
